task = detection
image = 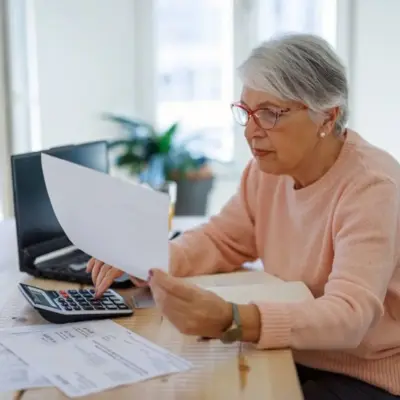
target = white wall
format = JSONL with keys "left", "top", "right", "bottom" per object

{"left": 0, "top": 0, "right": 13, "bottom": 218}
{"left": 350, "top": 0, "right": 400, "bottom": 159}
{"left": 32, "top": 0, "right": 136, "bottom": 148}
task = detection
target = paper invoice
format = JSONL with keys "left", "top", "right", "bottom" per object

{"left": 0, "top": 325, "right": 56, "bottom": 393}
{"left": 0, "top": 343, "right": 50, "bottom": 392}
{"left": 1, "top": 319, "right": 192, "bottom": 398}
{"left": 41, "top": 153, "right": 170, "bottom": 280}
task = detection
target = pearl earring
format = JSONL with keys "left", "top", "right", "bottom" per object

{"left": 320, "top": 132, "right": 326, "bottom": 138}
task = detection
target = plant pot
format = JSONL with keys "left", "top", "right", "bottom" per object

{"left": 174, "top": 177, "right": 214, "bottom": 216}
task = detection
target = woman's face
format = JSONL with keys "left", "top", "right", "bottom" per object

{"left": 239, "top": 86, "right": 326, "bottom": 176}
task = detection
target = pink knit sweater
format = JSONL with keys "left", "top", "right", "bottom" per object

{"left": 169, "top": 130, "right": 400, "bottom": 395}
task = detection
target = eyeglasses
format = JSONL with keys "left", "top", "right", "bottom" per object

{"left": 230, "top": 102, "right": 307, "bottom": 130}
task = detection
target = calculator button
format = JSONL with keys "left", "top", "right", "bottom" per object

{"left": 94, "top": 305, "right": 105, "bottom": 310}
{"left": 79, "top": 290, "right": 92, "bottom": 297}
{"left": 68, "top": 290, "right": 78, "bottom": 295}
{"left": 116, "top": 304, "right": 129, "bottom": 310}
{"left": 82, "top": 305, "right": 94, "bottom": 310}
{"left": 76, "top": 296, "right": 87, "bottom": 302}
{"left": 64, "top": 305, "right": 72, "bottom": 311}
{"left": 76, "top": 297, "right": 87, "bottom": 303}
{"left": 73, "top": 306, "right": 81, "bottom": 310}
{"left": 105, "top": 304, "right": 118, "bottom": 310}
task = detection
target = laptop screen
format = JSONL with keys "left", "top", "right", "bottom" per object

{"left": 11, "top": 141, "right": 109, "bottom": 253}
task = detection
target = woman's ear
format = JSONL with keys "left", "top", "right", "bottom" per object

{"left": 322, "top": 107, "right": 339, "bottom": 133}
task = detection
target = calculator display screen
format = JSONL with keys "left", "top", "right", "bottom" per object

{"left": 29, "top": 288, "right": 57, "bottom": 308}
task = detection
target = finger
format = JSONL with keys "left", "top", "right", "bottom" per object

{"left": 151, "top": 284, "right": 187, "bottom": 315}
{"left": 151, "top": 285, "right": 199, "bottom": 335}
{"left": 95, "top": 264, "right": 112, "bottom": 289}
{"left": 150, "top": 269, "right": 195, "bottom": 301}
{"left": 131, "top": 277, "right": 148, "bottom": 288}
{"left": 96, "top": 268, "right": 122, "bottom": 298}
{"left": 91, "top": 260, "right": 105, "bottom": 285}
{"left": 86, "top": 258, "right": 95, "bottom": 273}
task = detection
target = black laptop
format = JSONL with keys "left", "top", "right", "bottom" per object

{"left": 10, "top": 140, "right": 132, "bottom": 287}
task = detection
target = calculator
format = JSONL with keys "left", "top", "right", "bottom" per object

{"left": 18, "top": 283, "right": 133, "bottom": 324}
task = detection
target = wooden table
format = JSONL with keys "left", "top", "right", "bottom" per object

{"left": 0, "top": 218, "right": 306, "bottom": 400}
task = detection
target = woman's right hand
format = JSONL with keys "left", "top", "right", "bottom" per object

{"left": 86, "top": 258, "right": 148, "bottom": 298}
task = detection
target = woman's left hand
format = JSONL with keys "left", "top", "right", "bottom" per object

{"left": 148, "top": 269, "right": 233, "bottom": 338}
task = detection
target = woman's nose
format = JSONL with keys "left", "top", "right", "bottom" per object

{"left": 245, "top": 119, "right": 265, "bottom": 139}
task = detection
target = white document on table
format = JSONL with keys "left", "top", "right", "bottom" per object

{"left": 41, "top": 153, "right": 170, "bottom": 280}
{"left": 205, "top": 282, "right": 313, "bottom": 303}
{"left": 1, "top": 320, "right": 192, "bottom": 398}
{"left": 0, "top": 343, "right": 50, "bottom": 392}
{"left": 0, "top": 325, "right": 54, "bottom": 392}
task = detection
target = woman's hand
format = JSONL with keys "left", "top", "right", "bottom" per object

{"left": 86, "top": 258, "right": 148, "bottom": 297}
{"left": 149, "top": 269, "right": 233, "bottom": 338}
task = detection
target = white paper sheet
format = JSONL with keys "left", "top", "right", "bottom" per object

{"left": 1, "top": 320, "right": 192, "bottom": 398}
{"left": 0, "top": 343, "right": 50, "bottom": 392}
{"left": 0, "top": 325, "right": 55, "bottom": 392}
{"left": 41, "top": 153, "right": 170, "bottom": 280}
{"left": 205, "top": 282, "right": 313, "bottom": 304}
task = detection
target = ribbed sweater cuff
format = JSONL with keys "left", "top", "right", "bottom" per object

{"left": 254, "top": 302, "right": 292, "bottom": 349}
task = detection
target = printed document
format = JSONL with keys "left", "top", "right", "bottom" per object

{"left": 41, "top": 154, "right": 170, "bottom": 280}
{"left": 1, "top": 320, "right": 192, "bottom": 398}
{"left": 0, "top": 343, "right": 50, "bottom": 392}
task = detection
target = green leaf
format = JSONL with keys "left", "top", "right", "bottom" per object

{"left": 115, "top": 152, "right": 142, "bottom": 167}
{"left": 157, "top": 122, "right": 179, "bottom": 154}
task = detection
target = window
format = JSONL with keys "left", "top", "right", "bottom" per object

{"left": 154, "top": 0, "right": 234, "bottom": 162}
{"left": 257, "top": 0, "right": 337, "bottom": 47}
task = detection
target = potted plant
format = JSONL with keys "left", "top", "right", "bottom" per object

{"left": 104, "top": 113, "right": 214, "bottom": 216}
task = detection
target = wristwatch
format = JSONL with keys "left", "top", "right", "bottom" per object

{"left": 220, "top": 302, "right": 243, "bottom": 344}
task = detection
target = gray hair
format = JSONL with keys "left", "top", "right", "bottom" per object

{"left": 237, "top": 33, "right": 349, "bottom": 134}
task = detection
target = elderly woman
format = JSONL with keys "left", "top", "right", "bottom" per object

{"left": 87, "top": 33, "right": 400, "bottom": 399}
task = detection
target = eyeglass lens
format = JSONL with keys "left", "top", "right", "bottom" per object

{"left": 231, "top": 105, "right": 277, "bottom": 129}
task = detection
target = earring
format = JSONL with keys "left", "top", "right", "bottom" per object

{"left": 319, "top": 131, "right": 326, "bottom": 138}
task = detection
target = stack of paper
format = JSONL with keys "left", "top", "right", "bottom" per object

{"left": 0, "top": 320, "right": 192, "bottom": 397}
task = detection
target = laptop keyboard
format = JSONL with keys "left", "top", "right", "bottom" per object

{"left": 36, "top": 250, "right": 131, "bottom": 288}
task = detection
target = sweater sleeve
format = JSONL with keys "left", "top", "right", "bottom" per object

{"left": 254, "top": 176, "right": 399, "bottom": 350}
{"left": 169, "top": 160, "right": 259, "bottom": 277}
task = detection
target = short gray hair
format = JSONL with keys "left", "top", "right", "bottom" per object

{"left": 238, "top": 33, "right": 349, "bottom": 134}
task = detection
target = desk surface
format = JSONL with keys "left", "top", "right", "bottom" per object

{"left": 0, "top": 217, "right": 305, "bottom": 400}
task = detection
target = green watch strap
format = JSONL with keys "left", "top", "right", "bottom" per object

{"left": 220, "top": 302, "right": 243, "bottom": 343}
{"left": 232, "top": 302, "right": 242, "bottom": 330}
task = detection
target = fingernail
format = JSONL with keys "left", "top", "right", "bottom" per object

{"left": 147, "top": 269, "right": 154, "bottom": 281}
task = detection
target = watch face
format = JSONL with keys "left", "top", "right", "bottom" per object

{"left": 220, "top": 327, "right": 241, "bottom": 344}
